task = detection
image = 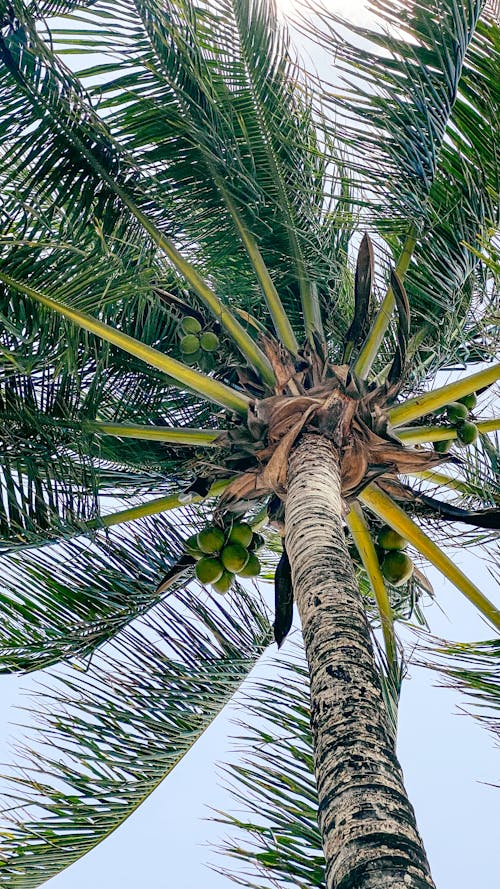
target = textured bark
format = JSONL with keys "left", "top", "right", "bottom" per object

{"left": 285, "top": 435, "right": 436, "bottom": 889}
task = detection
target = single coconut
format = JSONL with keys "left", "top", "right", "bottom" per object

{"left": 227, "top": 522, "right": 253, "bottom": 548}
{"left": 200, "top": 331, "right": 220, "bottom": 352}
{"left": 446, "top": 401, "right": 468, "bottom": 422}
{"left": 183, "top": 533, "right": 203, "bottom": 559}
{"left": 221, "top": 543, "right": 249, "bottom": 573}
{"left": 184, "top": 350, "right": 201, "bottom": 366}
{"left": 458, "top": 392, "right": 477, "bottom": 410}
{"left": 433, "top": 438, "right": 453, "bottom": 453}
{"left": 197, "top": 525, "right": 225, "bottom": 554}
{"left": 456, "top": 420, "right": 478, "bottom": 446}
{"left": 212, "top": 571, "right": 234, "bottom": 594}
{"left": 377, "top": 525, "right": 408, "bottom": 551}
{"left": 179, "top": 334, "right": 200, "bottom": 355}
{"left": 382, "top": 551, "right": 414, "bottom": 587}
{"left": 237, "top": 552, "right": 261, "bottom": 578}
{"left": 181, "top": 316, "right": 202, "bottom": 335}
{"left": 195, "top": 556, "right": 224, "bottom": 585}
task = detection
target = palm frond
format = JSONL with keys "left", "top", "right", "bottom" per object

{"left": 0, "top": 8, "right": 274, "bottom": 380}
{"left": 214, "top": 648, "right": 325, "bottom": 889}
{"left": 313, "top": 2, "right": 500, "bottom": 374}
{"left": 50, "top": 0, "right": 353, "bottom": 341}
{"left": 0, "top": 583, "right": 270, "bottom": 888}
{"left": 0, "top": 504, "right": 213, "bottom": 672}
{"left": 313, "top": 0, "right": 483, "bottom": 223}
{"left": 360, "top": 483, "right": 500, "bottom": 630}
{"left": 417, "top": 633, "right": 500, "bottom": 749}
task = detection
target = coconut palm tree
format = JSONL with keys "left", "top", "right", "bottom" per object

{"left": 0, "top": 0, "right": 499, "bottom": 887}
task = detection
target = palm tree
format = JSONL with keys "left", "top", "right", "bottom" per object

{"left": 0, "top": 0, "right": 499, "bottom": 887}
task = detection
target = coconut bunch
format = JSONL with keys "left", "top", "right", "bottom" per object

{"left": 178, "top": 315, "right": 220, "bottom": 370}
{"left": 433, "top": 393, "right": 478, "bottom": 453}
{"left": 376, "top": 525, "right": 414, "bottom": 587}
{"left": 184, "top": 521, "right": 263, "bottom": 594}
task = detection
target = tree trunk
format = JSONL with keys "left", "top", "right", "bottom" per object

{"left": 285, "top": 434, "right": 436, "bottom": 889}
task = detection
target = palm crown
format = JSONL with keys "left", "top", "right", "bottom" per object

{"left": 0, "top": 0, "right": 499, "bottom": 886}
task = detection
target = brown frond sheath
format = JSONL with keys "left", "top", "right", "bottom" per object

{"left": 220, "top": 363, "right": 444, "bottom": 505}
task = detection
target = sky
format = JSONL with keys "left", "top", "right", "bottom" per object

{"left": 0, "top": 1, "right": 499, "bottom": 888}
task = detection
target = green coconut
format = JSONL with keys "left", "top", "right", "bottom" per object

{"left": 211, "top": 570, "right": 234, "bottom": 594}
{"left": 200, "top": 331, "right": 220, "bottom": 353}
{"left": 237, "top": 552, "right": 261, "bottom": 578}
{"left": 181, "top": 316, "right": 202, "bottom": 335}
{"left": 374, "top": 544, "right": 386, "bottom": 566}
{"left": 179, "top": 334, "right": 200, "bottom": 355}
{"left": 381, "top": 551, "right": 414, "bottom": 587}
{"left": 183, "top": 533, "right": 204, "bottom": 559}
{"left": 433, "top": 438, "right": 453, "bottom": 453}
{"left": 195, "top": 556, "right": 224, "bottom": 585}
{"left": 458, "top": 392, "right": 477, "bottom": 410}
{"left": 227, "top": 522, "right": 253, "bottom": 548}
{"left": 197, "top": 525, "right": 225, "bottom": 554}
{"left": 184, "top": 350, "right": 201, "bottom": 366}
{"left": 221, "top": 543, "right": 249, "bottom": 573}
{"left": 377, "top": 525, "right": 408, "bottom": 551}
{"left": 446, "top": 401, "right": 468, "bottom": 423}
{"left": 456, "top": 420, "right": 478, "bottom": 446}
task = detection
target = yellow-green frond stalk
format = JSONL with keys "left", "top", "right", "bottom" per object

{"left": 89, "top": 479, "right": 231, "bottom": 530}
{"left": 0, "top": 272, "right": 250, "bottom": 415}
{"left": 347, "top": 504, "right": 397, "bottom": 670}
{"left": 407, "top": 470, "right": 478, "bottom": 496}
{"left": 88, "top": 423, "right": 224, "bottom": 446}
{"left": 395, "top": 419, "right": 500, "bottom": 445}
{"left": 389, "top": 365, "right": 500, "bottom": 427}
{"left": 360, "top": 485, "right": 500, "bottom": 632}
{"left": 218, "top": 184, "right": 299, "bottom": 355}
{"left": 116, "top": 191, "right": 276, "bottom": 386}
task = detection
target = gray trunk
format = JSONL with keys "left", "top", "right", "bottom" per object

{"left": 285, "top": 434, "right": 436, "bottom": 889}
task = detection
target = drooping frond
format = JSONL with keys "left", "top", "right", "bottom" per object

{"left": 418, "top": 632, "right": 500, "bottom": 749}
{"left": 0, "top": 505, "right": 211, "bottom": 671}
{"left": 214, "top": 649, "right": 325, "bottom": 889}
{"left": 0, "top": 583, "right": 270, "bottom": 888}
{"left": 313, "top": 0, "right": 484, "bottom": 224}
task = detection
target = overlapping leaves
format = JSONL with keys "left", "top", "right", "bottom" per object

{"left": 0, "top": 582, "right": 270, "bottom": 888}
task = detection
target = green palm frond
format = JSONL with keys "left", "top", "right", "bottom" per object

{"left": 0, "top": 583, "right": 270, "bottom": 888}
{"left": 418, "top": 632, "right": 500, "bottom": 748}
{"left": 214, "top": 648, "right": 325, "bottom": 889}
{"left": 313, "top": 1, "right": 500, "bottom": 374}
{"left": 50, "top": 0, "right": 352, "bottom": 341}
{"left": 0, "top": 504, "right": 212, "bottom": 671}
{"left": 0, "top": 8, "right": 274, "bottom": 379}
{"left": 314, "top": 0, "right": 484, "bottom": 223}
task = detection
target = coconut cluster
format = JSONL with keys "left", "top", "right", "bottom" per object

{"left": 433, "top": 392, "right": 478, "bottom": 453}
{"left": 376, "top": 525, "right": 414, "bottom": 587}
{"left": 178, "top": 316, "right": 220, "bottom": 370}
{"left": 184, "top": 521, "right": 263, "bottom": 594}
